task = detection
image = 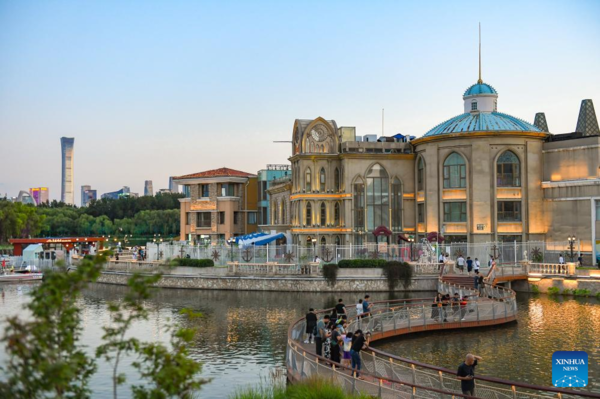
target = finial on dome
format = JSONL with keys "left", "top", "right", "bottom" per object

{"left": 477, "top": 23, "right": 483, "bottom": 84}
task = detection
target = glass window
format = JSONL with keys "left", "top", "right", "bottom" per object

{"left": 417, "top": 203, "right": 425, "bottom": 223}
{"left": 391, "top": 178, "right": 402, "bottom": 230}
{"left": 320, "top": 202, "right": 326, "bottom": 226}
{"left": 197, "top": 212, "right": 211, "bottom": 228}
{"left": 334, "top": 202, "right": 340, "bottom": 226}
{"left": 596, "top": 201, "right": 600, "bottom": 221}
{"left": 499, "top": 235, "right": 522, "bottom": 242}
{"left": 497, "top": 151, "right": 521, "bottom": 187}
{"left": 248, "top": 212, "right": 257, "bottom": 225}
{"left": 320, "top": 168, "right": 326, "bottom": 192}
{"left": 417, "top": 158, "right": 424, "bottom": 191}
{"left": 305, "top": 168, "right": 311, "bottom": 192}
{"left": 443, "top": 202, "right": 467, "bottom": 222}
{"left": 320, "top": 236, "right": 326, "bottom": 245}
{"left": 366, "top": 164, "right": 389, "bottom": 231}
{"left": 219, "top": 212, "right": 225, "bottom": 224}
{"left": 334, "top": 168, "right": 340, "bottom": 192}
{"left": 220, "top": 184, "right": 235, "bottom": 197}
{"left": 471, "top": 101, "right": 477, "bottom": 111}
{"left": 354, "top": 183, "right": 364, "bottom": 229}
{"left": 443, "top": 152, "right": 466, "bottom": 188}
{"left": 306, "top": 202, "right": 312, "bottom": 226}
{"left": 497, "top": 201, "right": 521, "bottom": 222}
{"left": 200, "top": 184, "right": 209, "bottom": 198}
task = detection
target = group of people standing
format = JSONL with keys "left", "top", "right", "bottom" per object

{"left": 432, "top": 292, "right": 471, "bottom": 322}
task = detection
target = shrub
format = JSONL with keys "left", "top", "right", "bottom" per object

{"left": 547, "top": 287, "right": 560, "bottom": 295}
{"left": 322, "top": 263, "right": 339, "bottom": 287}
{"left": 382, "top": 261, "right": 413, "bottom": 290}
{"left": 231, "top": 377, "right": 372, "bottom": 399}
{"left": 337, "top": 259, "right": 387, "bottom": 269}
{"left": 574, "top": 289, "right": 591, "bottom": 297}
{"left": 561, "top": 289, "right": 573, "bottom": 296}
{"left": 596, "top": 292, "right": 600, "bottom": 300}
{"left": 531, "top": 285, "right": 540, "bottom": 294}
{"left": 172, "top": 258, "right": 214, "bottom": 267}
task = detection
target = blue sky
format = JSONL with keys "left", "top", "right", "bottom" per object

{"left": 1, "top": 0, "right": 599, "bottom": 203}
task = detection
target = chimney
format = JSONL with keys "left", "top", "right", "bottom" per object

{"left": 533, "top": 112, "right": 549, "bottom": 132}
{"left": 575, "top": 99, "right": 600, "bottom": 136}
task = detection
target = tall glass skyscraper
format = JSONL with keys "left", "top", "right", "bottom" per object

{"left": 61, "top": 137, "right": 75, "bottom": 204}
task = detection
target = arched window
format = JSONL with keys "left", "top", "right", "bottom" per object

{"left": 320, "top": 236, "right": 326, "bottom": 245}
{"left": 494, "top": 101, "right": 498, "bottom": 112}
{"left": 335, "top": 235, "right": 341, "bottom": 246}
{"left": 471, "top": 101, "right": 478, "bottom": 111}
{"left": 417, "top": 157, "right": 424, "bottom": 191}
{"left": 305, "top": 203, "right": 312, "bottom": 226}
{"left": 305, "top": 168, "right": 312, "bottom": 192}
{"left": 320, "top": 202, "right": 326, "bottom": 226}
{"left": 334, "top": 202, "right": 340, "bottom": 226}
{"left": 391, "top": 178, "right": 402, "bottom": 230}
{"left": 497, "top": 151, "right": 520, "bottom": 187}
{"left": 443, "top": 153, "right": 466, "bottom": 188}
{"left": 334, "top": 168, "right": 340, "bottom": 192}
{"left": 319, "top": 168, "right": 326, "bottom": 193}
{"left": 366, "top": 164, "right": 389, "bottom": 231}
{"left": 354, "top": 181, "right": 365, "bottom": 229}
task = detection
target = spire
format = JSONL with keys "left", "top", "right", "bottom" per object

{"left": 533, "top": 113, "right": 549, "bottom": 132}
{"left": 477, "top": 23, "right": 483, "bottom": 84}
{"left": 575, "top": 99, "right": 600, "bottom": 136}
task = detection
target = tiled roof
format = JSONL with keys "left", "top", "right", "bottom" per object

{"left": 464, "top": 82, "right": 498, "bottom": 96}
{"left": 174, "top": 167, "right": 255, "bottom": 180}
{"left": 423, "top": 112, "right": 541, "bottom": 137}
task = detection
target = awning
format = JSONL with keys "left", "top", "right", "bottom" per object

{"left": 373, "top": 226, "right": 392, "bottom": 237}
{"left": 235, "top": 232, "right": 267, "bottom": 246}
{"left": 252, "top": 233, "right": 286, "bottom": 246}
{"left": 427, "top": 232, "right": 445, "bottom": 243}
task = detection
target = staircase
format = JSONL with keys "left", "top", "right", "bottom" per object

{"left": 441, "top": 274, "right": 476, "bottom": 288}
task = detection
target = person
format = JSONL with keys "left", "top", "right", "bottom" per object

{"left": 334, "top": 298, "right": 347, "bottom": 321}
{"left": 315, "top": 314, "right": 330, "bottom": 357}
{"left": 304, "top": 308, "right": 317, "bottom": 344}
{"left": 314, "top": 256, "right": 322, "bottom": 264}
{"left": 457, "top": 255, "right": 465, "bottom": 274}
{"left": 438, "top": 252, "right": 444, "bottom": 270}
{"left": 474, "top": 258, "right": 480, "bottom": 273}
{"left": 1, "top": 258, "right": 6, "bottom": 270}
{"left": 558, "top": 254, "right": 565, "bottom": 265}
{"left": 466, "top": 256, "right": 473, "bottom": 275}
{"left": 444, "top": 253, "right": 450, "bottom": 265}
{"left": 488, "top": 255, "right": 494, "bottom": 268}
{"left": 362, "top": 295, "right": 372, "bottom": 318}
{"left": 441, "top": 294, "right": 450, "bottom": 322}
{"left": 478, "top": 274, "right": 484, "bottom": 296}
{"left": 460, "top": 296, "right": 469, "bottom": 321}
{"left": 577, "top": 255, "right": 583, "bottom": 267}
{"left": 330, "top": 323, "right": 343, "bottom": 363}
{"left": 356, "top": 298, "right": 364, "bottom": 318}
{"left": 350, "top": 330, "right": 370, "bottom": 378}
{"left": 342, "top": 332, "right": 353, "bottom": 368}
{"left": 473, "top": 270, "right": 480, "bottom": 291}
{"left": 432, "top": 293, "right": 443, "bottom": 321}
{"left": 457, "top": 353, "right": 483, "bottom": 396}
{"left": 451, "top": 292, "right": 461, "bottom": 320}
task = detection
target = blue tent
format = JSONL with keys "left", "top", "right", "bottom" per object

{"left": 252, "top": 233, "right": 286, "bottom": 246}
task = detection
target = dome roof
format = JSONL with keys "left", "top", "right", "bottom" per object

{"left": 423, "top": 112, "right": 541, "bottom": 137}
{"left": 464, "top": 82, "right": 497, "bottom": 96}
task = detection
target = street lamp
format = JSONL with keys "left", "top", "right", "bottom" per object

{"left": 567, "top": 235, "right": 576, "bottom": 262}
{"left": 408, "top": 235, "right": 415, "bottom": 261}
{"left": 311, "top": 237, "right": 317, "bottom": 259}
{"left": 227, "top": 237, "right": 235, "bottom": 262}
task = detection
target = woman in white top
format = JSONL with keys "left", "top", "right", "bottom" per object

{"left": 356, "top": 299, "right": 364, "bottom": 318}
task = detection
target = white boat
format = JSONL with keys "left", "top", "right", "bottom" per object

{"left": 0, "top": 272, "right": 43, "bottom": 283}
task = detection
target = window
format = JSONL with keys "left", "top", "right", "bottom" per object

{"left": 200, "top": 184, "right": 209, "bottom": 198}
{"left": 597, "top": 201, "right": 600, "bottom": 221}
{"left": 443, "top": 152, "right": 467, "bottom": 188}
{"left": 248, "top": 212, "right": 257, "bottom": 225}
{"left": 197, "top": 212, "right": 211, "bottom": 228}
{"left": 334, "top": 202, "right": 340, "bottom": 226}
{"left": 334, "top": 168, "right": 340, "bottom": 192}
{"left": 494, "top": 101, "right": 497, "bottom": 112}
{"left": 366, "top": 164, "right": 389, "bottom": 231}
{"left": 306, "top": 202, "right": 312, "bottom": 226}
{"left": 321, "top": 236, "right": 326, "bottom": 245}
{"left": 281, "top": 201, "right": 286, "bottom": 224}
{"left": 417, "top": 158, "right": 424, "bottom": 191}
{"left": 497, "top": 201, "right": 521, "bottom": 222}
{"left": 220, "top": 184, "right": 235, "bottom": 197}
{"left": 471, "top": 101, "right": 477, "bottom": 111}
{"left": 234, "top": 212, "right": 241, "bottom": 225}
{"left": 391, "top": 178, "right": 402, "bottom": 230}
{"left": 260, "top": 207, "right": 267, "bottom": 225}
{"left": 319, "top": 168, "right": 326, "bottom": 192}
{"left": 305, "top": 168, "right": 312, "bottom": 192}
{"left": 443, "top": 202, "right": 467, "bottom": 222}
{"left": 219, "top": 212, "right": 225, "bottom": 224}
{"left": 417, "top": 203, "right": 425, "bottom": 223}
{"left": 320, "top": 202, "right": 326, "bottom": 226}
{"left": 499, "top": 235, "right": 522, "bottom": 242}
{"left": 335, "top": 235, "right": 341, "bottom": 246}
{"left": 354, "top": 183, "right": 365, "bottom": 228}
{"left": 497, "top": 151, "right": 521, "bottom": 187}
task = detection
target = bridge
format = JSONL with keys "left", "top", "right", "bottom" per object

{"left": 286, "top": 264, "right": 599, "bottom": 398}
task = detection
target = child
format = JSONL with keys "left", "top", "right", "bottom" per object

{"left": 342, "top": 332, "right": 353, "bottom": 368}
{"left": 356, "top": 298, "right": 364, "bottom": 318}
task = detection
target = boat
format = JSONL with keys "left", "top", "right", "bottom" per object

{"left": 0, "top": 272, "right": 43, "bottom": 283}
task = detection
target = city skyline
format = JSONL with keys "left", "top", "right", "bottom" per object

{"left": 1, "top": 1, "right": 599, "bottom": 201}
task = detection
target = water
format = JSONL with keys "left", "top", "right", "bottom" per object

{"left": 1, "top": 283, "right": 598, "bottom": 397}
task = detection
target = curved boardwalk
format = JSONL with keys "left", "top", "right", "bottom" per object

{"left": 286, "top": 269, "right": 599, "bottom": 398}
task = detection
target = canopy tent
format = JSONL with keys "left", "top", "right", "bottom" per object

{"left": 372, "top": 226, "right": 392, "bottom": 237}
{"left": 252, "top": 233, "right": 286, "bottom": 246}
{"left": 23, "top": 244, "right": 43, "bottom": 263}
{"left": 235, "top": 232, "right": 267, "bottom": 246}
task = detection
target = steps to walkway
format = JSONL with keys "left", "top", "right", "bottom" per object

{"left": 442, "top": 273, "right": 476, "bottom": 288}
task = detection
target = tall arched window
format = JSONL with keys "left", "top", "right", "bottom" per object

{"left": 417, "top": 157, "right": 424, "bottom": 191}
{"left": 354, "top": 181, "right": 365, "bottom": 229}
{"left": 334, "top": 168, "right": 340, "bottom": 192}
{"left": 320, "top": 202, "right": 326, "bottom": 226}
{"left": 334, "top": 202, "right": 340, "bottom": 226}
{"left": 305, "top": 168, "right": 312, "bottom": 192}
{"left": 335, "top": 235, "right": 341, "bottom": 246}
{"left": 391, "top": 178, "right": 402, "bottom": 230}
{"left": 366, "top": 164, "right": 389, "bottom": 231}
{"left": 443, "top": 153, "right": 466, "bottom": 188}
{"left": 305, "top": 203, "right": 312, "bottom": 226}
{"left": 319, "top": 168, "right": 326, "bottom": 193}
{"left": 497, "top": 151, "right": 521, "bottom": 187}
{"left": 320, "top": 236, "right": 326, "bottom": 245}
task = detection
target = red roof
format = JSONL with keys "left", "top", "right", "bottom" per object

{"left": 173, "top": 167, "right": 255, "bottom": 180}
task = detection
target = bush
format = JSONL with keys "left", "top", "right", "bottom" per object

{"left": 337, "top": 259, "right": 387, "bottom": 269}
{"left": 231, "top": 377, "right": 372, "bottom": 399}
{"left": 530, "top": 285, "right": 540, "bottom": 294}
{"left": 574, "top": 289, "right": 591, "bottom": 297}
{"left": 561, "top": 289, "right": 573, "bottom": 296}
{"left": 382, "top": 261, "right": 413, "bottom": 290}
{"left": 547, "top": 287, "right": 560, "bottom": 295}
{"left": 596, "top": 292, "right": 600, "bottom": 300}
{"left": 322, "top": 264, "right": 339, "bottom": 287}
{"left": 172, "top": 258, "right": 214, "bottom": 267}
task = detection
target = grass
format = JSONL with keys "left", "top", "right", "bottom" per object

{"left": 231, "top": 378, "right": 372, "bottom": 399}
{"left": 577, "top": 266, "right": 598, "bottom": 270}
{"left": 573, "top": 289, "right": 591, "bottom": 297}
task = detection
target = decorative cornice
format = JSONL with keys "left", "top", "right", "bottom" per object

{"left": 412, "top": 131, "right": 548, "bottom": 146}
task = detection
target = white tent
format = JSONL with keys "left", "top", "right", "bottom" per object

{"left": 23, "top": 244, "right": 43, "bottom": 263}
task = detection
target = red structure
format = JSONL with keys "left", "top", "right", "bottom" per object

{"left": 9, "top": 237, "right": 106, "bottom": 256}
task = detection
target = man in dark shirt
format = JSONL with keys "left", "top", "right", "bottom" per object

{"left": 330, "top": 323, "right": 343, "bottom": 363}
{"left": 315, "top": 315, "right": 330, "bottom": 357}
{"left": 305, "top": 308, "right": 317, "bottom": 344}
{"left": 362, "top": 295, "right": 372, "bottom": 318}
{"left": 334, "top": 298, "right": 347, "bottom": 321}
{"left": 350, "top": 330, "right": 370, "bottom": 378}
{"left": 457, "top": 353, "right": 483, "bottom": 396}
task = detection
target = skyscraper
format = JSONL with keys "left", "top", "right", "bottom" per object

{"left": 81, "top": 185, "right": 93, "bottom": 206}
{"left": 169, "top": 176, "right": 179, "bottom": 193}
{"left": 29, "top": 187, "right": 49, "bottom": 205}
{"left": 144, "top": 180, "right": 153, "bottom": 196}
{"left": 60, "top": 137, "right": 75, "bottom": 204}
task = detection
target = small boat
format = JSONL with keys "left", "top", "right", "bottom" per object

{"left": 0, "top": 272, "right": 43, "bottom": 283}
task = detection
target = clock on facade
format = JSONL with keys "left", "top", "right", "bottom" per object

{"left": 310, "top": 127, "right": 327, "bottom": 142}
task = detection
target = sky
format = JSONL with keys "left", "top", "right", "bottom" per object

{"left": 1, "top": 0, "right": 599, "bottom": 205}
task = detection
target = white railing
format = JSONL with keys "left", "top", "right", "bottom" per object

{"left": 227, "top": 262, "right": 319, "bottom": 275}
{"left": 529, "top": 263, "right": 576, "bottom": 276}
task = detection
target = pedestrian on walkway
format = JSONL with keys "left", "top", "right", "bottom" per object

{"left": 457, "top": 353, "right": 483, "bottom": 396}
{"left": 438, "top": 252, "right": 444, "bottom": 270}
{"left": 578, "top": 255, "right": 583, "bottom": 267}
{"left": 334, "top": 298, "right": 347, "bottom": 321}
{"left": 466, "top": 257, "right": 473, "bottom": 275}
{"left": 457, "top": 255, "right": 465, "bottom": 274}
{"left": 451, "top": 292, "right": 461, "bottom": 320}
{"left": 356, "top": 298, "right": 364, "bottom": 318}
{"left": 473, "top": 270, "right": 480, "bottom": 291}
{"left": 432, "top": 293, "right": 443, "bottom": 321}
{"left": 558, "top": 254, "right": 565, "bottom": 265}
{"left": 315, "top": 314, "right": 330, "bottom": 357}
{"left": 460, "top": 296, "right": 469, "bottom": 320}
{"left": 362, "top": 295, "right": 372, "bottom": 318}
{"left": 323, "top": 320, "right": 333, "bottom": 360}
{"left": 342, "top": 332, "right": 353, "bottom": 368}
{"left": 350, "top": 330, "right": 370, "bottom": 378}
{"left": 474, "top": 258, "right": 480, "bottom": 273}
{"left": 478, "top": 274, "right": 484, "bottom": 296}
{"left": 304, "top": 308, "right": 317, "bottom": 344}
{"left": 330, "top": 323, "right": 343, "bottom": 364}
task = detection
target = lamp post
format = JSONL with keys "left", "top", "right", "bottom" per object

{"left": 567, "top": 235, "right": 576, "bottom": 262}
{"left": 408, "top": 235, "right": 415, "bottom": 261}
{"left": 227, "top": 237, "right": 235, "bottom": 262}
{"left": 311, "top": 237, "right": 317, "bottom": 259}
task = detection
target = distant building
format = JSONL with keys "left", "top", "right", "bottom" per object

{"left": 257, "top": 164, "right": 291, "bottom": 225}
{"left": 169, "top": 176, "right": 179, "bottom": 193}
{"left": 101, "top": 186, "right": 131, "bottom": 200}
{"left": 157, "top": 189, "right": 171, "bottom": 195}
{"left": 144, "top": 180, "right": 153, "bottom": 196}
{"left": 16, "top": 190, "right": 35, "bottom": 205}
{"left": 60, "top": 137, "right": 75, "bottom": 204}
{"left": 81, "top": 185, "right": 97, "bottom": 206}
{"left": 29, "top": 187, "right": 49, "bottom": 205}
{"left": 173, "top": 167, "right": 258, "bottom": 244}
